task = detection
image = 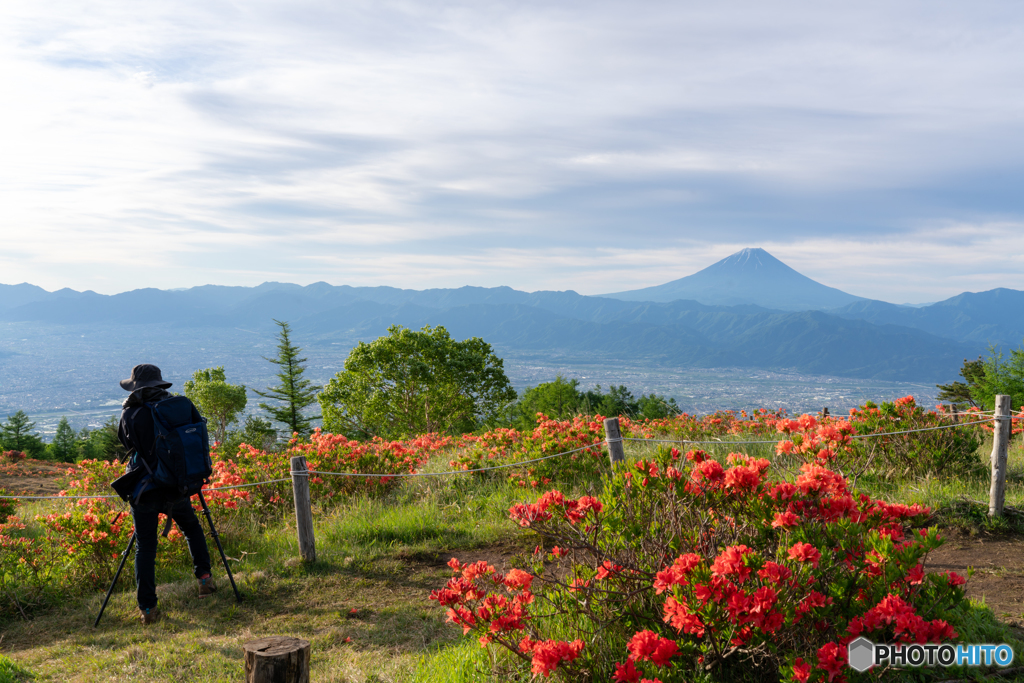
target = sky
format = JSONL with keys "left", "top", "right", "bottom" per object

{"left": 2, "top": 0, "right": 1023, "bottom": 304}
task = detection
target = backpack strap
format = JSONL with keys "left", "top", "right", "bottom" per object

{"left": 161, "top": 501, "right": 175, "bottom": 538}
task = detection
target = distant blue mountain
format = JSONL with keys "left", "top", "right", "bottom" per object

{"left": 4, "top": 248, "right": 1021, "bottom": 383}
{"left": 832, "top": 288, "right": 1024, "bottom": 348}
{"left": 602, "top": 247, "right": 867, "bottom": 311}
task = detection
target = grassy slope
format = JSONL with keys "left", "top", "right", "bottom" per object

{"left": 2, "top": 439, "right": 1023, "bottom": 682}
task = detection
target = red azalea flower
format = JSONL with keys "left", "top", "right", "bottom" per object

{"left": 627, "top": 630, "right": 679, "bottom": 667}
{"left": 787, "top": 542, "right": 822, "bottom": 568}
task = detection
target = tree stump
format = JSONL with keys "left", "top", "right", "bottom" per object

{"left": 243, "top": 636, "right": 311, "bottom": 683}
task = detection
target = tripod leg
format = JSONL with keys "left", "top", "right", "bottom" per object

{"left": 94, "top": 531, "right": 136, "bottom": 628}
{"left": 197, "top": 491, "right": 242, "bottom": 602}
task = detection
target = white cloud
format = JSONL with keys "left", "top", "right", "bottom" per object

{"left": 1, "top": 0, "right": 1023, "bottom": 299}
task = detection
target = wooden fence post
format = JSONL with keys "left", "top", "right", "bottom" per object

{"left": 604, "top": 417, "right": 624, "bottom": 469}
{"left": 290, "top": 455, "right": 316, "bottom": 562}
{"left": 244, "top": 636, "right": 310, "bottom": 683}
{"left": 989, "top": 395, "right": 1012, "bottom": 518}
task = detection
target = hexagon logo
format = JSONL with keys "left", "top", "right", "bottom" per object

{"left": 848, "top": 637, "right": 875, "bottom": 672}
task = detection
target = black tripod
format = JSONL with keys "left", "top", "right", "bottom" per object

{"left": 94, "top": 491, "right": 241, "bottom": 627}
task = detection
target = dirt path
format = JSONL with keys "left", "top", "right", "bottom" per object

{"left": 926, "top": 528, "right": 1024, "bottom": 640}
{"left": 0, "top": 458, "right": 69, "bottom": 496}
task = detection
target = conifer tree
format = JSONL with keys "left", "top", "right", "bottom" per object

{"left": 253, "top": 320, "right": 319, "bottom": 436}
{"left": 48, "top": 416, "right": 77, "bottom": 462}
{"left": 1, "top": 410, "right": 45, "bottom": 457}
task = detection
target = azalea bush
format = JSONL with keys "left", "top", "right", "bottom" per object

{"left": 0, "top": 489, "right": 15, "bottom": 520}
{"left": 0, "top": 431, "right": 454, "bottom": 619}
{"left": 618, "top": 409, "right": 783, "bottom": 442}
{"left": 219, "top": 430, "right": 454, "bottom": 514}
{"left": 1, "top": 450, "right": 26, "bottom": 464}
{"left": 450, "top": 414, "right": 606, "bottom": 486}
{"left": 431, "top": 447, "right": 972, "bottom": 682}
{"left": 840, "top": 397, "right": 985, "bottom": 479}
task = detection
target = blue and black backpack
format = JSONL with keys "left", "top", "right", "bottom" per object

{"left": 113, "top": 396, "right": 213, "bottom": 505}
{"left": 145, "top": 395, "right": 213, "bottom": 497}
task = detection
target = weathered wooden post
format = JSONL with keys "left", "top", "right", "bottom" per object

{"left": 244, "top": 636, "right": 311, "bottom": 683}
{"left": 604, "top": 417, "right": 624, "bottom": 469}
{"left": 989, "top": 395, "right": 1012, "bottom": 518}
{"left": 290, "top": 455, "right": 316, "bottom": 562}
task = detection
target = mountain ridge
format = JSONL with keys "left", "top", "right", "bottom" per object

{"left": 3, "top": 248, "right": 1020, "bottom": 387}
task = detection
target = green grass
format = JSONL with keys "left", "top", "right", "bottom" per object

{"left": 0, "top": 458, "right": 568, "bottom": 682}
{"left": 854, "top": 435, "right": 1024, "bottom": 534}
{"left": 0, "top": 654, "right": 33, "bottom": 683}
{"left": 3, "top": 440, "right": 1024, "bottom": 681}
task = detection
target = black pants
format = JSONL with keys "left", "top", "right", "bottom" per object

{"left": 130, "top": 492, "right": 212, "bottom": 610}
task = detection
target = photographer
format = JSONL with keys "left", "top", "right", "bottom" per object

{"left": 117, "top": 364, "right": 217, "bottom": 625}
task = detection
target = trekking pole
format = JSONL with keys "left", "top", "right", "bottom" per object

{"left": 94, "top": 531, "right": 136, "bottom": 627}
{"left": 197, "top": 490, "right": 242, "bottom": 602}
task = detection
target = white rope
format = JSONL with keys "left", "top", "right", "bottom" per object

{"left": 291, "top": 441, "right": 606, "bottom": 478}
{"left": 622, "top": 418, "right": 994, "bottom": 446}
{"left": 0, "top": 493, "right": 122, "bottom": 500}
{"left": 4, "top": 414, "right": 1005, "bottom": 501}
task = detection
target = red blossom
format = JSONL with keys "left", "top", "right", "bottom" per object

{"left": 791, "top": 657, "right": 811, "bottom": 682}
{"left": 711, "top": 545, "right": 754, "bottom": 582}
{"left": 816, "top": 642, "right": 846, "bottom": 682}
{"left": 627, "top": 630, "right": 679, "bottom": 667}
{"left": 523, "top": 639, "right": 585, "bottom": 677}
{"left": 613, "top": 659, "right": 641, "bottom": 683}
{"left": 663, "top": 596, "right": 705, "bottom": 636}
{"left": 787, "top": 542, "right": 822, "bottom": 568}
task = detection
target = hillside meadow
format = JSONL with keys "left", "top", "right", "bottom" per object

{"left": 1, "top": 399, "right": 1023, "bottom": 682}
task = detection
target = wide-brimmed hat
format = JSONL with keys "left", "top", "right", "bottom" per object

{"left": 120, "top": 364, "right": 172, "bottom": 391}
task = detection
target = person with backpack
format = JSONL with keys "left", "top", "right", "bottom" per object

{"left": 116, "top": 363, "right": 217, "bottom": 625}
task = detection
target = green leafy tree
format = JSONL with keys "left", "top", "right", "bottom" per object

{"left": 184, "top": 366, "right": 248, "bottom": 444}
{"left": 976, "top": 343, "right": 1024, "bottom": 410}
{"left": 319, "top": 325, "right": 516, "bottom": 439}
{"left": 220, "top": 416, "right": 278, "bottom": 457}
{"left": 505, "top": 378, "right": 681, "bottom": 428}
{"left": 508, "top": 376, "right": 584, "bottom": 429}
{"left": 636, "top": 393, "right": 681, "bottom": 420}
{"left": 75, "top": 416, "right": 128, "bottom": 462}
{"left": 582, "top": 384, "right": 639, "bottom": 418}
{"left": 47, "top": 416, "right": 77, "bottom": 463}
{"left": 938, "top": 344, "right": 1024, "bottom": 410}
{"left": 936, "top": 357, "right": 985, "bottom": 407}
{"left": 1, "top": 410, "right": 45, "bottom": 458}
{"left": 253, "top": 320, "right": 319, "bottom": 436}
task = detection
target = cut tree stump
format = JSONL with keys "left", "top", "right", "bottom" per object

{"left": 243, "top": 636, "right": 311, "bottom": 683}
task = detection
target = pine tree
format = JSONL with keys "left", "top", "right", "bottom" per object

{"left": 1, "top": 410, "right": 45, "bottom": 457}
{"left": 48, "top": 416, "right": 77, "bottom": 462}
{"left": 253, "top": 320, "right": 319, "bottom": 436}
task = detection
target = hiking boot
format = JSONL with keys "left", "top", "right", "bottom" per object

{"left": 198, "top": 574, "right": 217, "bottom": 597}
{"left": 140, "top": 606, "right": 160, "bottom": 625}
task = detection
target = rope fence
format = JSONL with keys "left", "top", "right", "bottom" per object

{"left": 2, "top": 403, "right": 1017, "bottom": 544}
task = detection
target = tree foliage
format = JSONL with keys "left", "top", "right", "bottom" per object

{"left": 253, "top": 320, "right": 319, "bottom": 436}
{"left": 76, "top": 416, "right": 128, "bottom": 462}
{"left": 184, "top": 366, "right": 247, "bottom": 444}
{"left": 507, "top": 378, "right": 680, "bottom": 430}
{"left": 938, "top": 342, "right": 1024, "bottom": 410}
{"left": 936, "top": 357, "right": 985, "bottom": 407}
{"left": 0, "top": 410, "right": 45, "bottom": 458}
{"left": 219, "top": 415, "right": 278, "bottom": 457}
{"left": 47, "top": 416, "right": 77, "bottom": 463}
{"left": 319, "top": 325, "right": 516, "bottom": 439}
